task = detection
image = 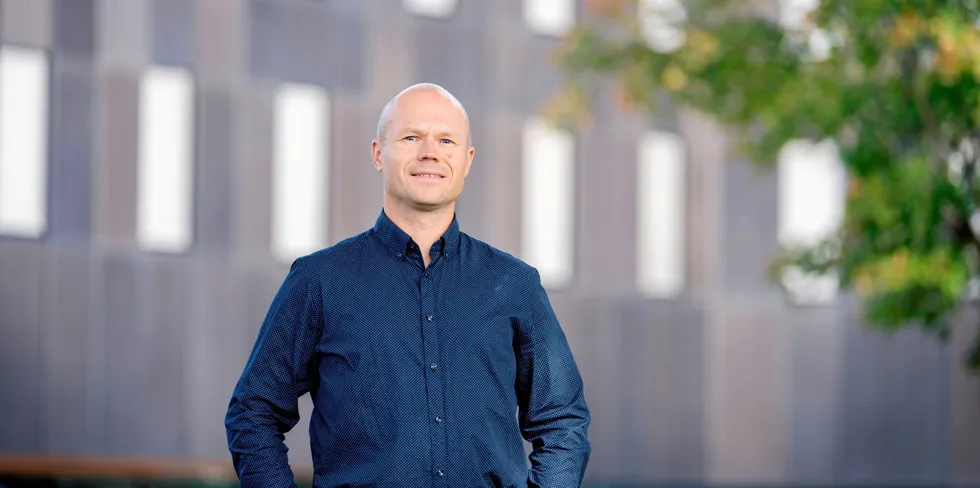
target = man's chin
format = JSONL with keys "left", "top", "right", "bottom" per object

{"left": 410, "top": 201, "right": 451, "bottom": 212}
{"left": 405, "top": 196, "right": 456, "bottom": 212}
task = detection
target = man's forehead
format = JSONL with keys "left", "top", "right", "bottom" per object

{"left": 399, "top": 123, "right": 465, "bottom": 134}
{"left": 395, "top": 91, "right": 466, "bottom": 116}
{"left": 390, "top": 99, "right": 469, "bottom": 128}
{"left": 377, "top": 83, "right": 472, "bottom": 144}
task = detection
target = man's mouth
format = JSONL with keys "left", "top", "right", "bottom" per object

{"left": 411, "top": 172, "right": 445, "bottom": 179}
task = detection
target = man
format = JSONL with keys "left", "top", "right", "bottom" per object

{"left": 225, "top": 83, "right": 591, "bottom": 487}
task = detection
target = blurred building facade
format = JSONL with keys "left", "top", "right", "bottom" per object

{"left": 0, "top": 0, "right": 978, "bottom": 486}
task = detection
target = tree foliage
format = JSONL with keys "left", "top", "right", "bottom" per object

{"left": 551, "top": 0, "right": 980, "bottom": 371}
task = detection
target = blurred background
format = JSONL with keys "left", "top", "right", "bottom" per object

{"left": 0, "top": 0, "right": 979, "bottom": 487}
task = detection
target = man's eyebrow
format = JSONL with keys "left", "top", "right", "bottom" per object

{"left": 400, "top": 126, "right": 460, "bottom": 138}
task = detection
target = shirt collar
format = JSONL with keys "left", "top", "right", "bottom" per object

{"left": 372, "top": 209, "right": 460, "bottom": 259}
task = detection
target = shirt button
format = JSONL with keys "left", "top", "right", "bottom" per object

{"left": 423, "top": 272, "right": 430, "bottom": 278}
{"left": 426, "top": 315, "right": 433, "bottom": 322}
{"left": 436, "top": 470, "right": 444, "bottom": 477}
{"left": 435, "top": 416, "right": 443, "bottom": 423}
{"left": 429, "top": 363, "right": 438, "bottom": 371}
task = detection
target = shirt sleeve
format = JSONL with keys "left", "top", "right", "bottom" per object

{"left": 515, "top": 268, "right": 592, "bottom": 487}
{"left": 225, "top": 257, "right": 322, "bottom": 488}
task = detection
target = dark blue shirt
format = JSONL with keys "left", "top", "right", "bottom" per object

{"left": 225, "top": 210, "right": 591, "bottom": 488}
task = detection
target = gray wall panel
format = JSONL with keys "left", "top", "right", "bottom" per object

{"left": 0, "top": 242, "right": 42, "bottom": 452}
{"left": 516, "top": 35, "right": 565, "bottom": 116}
{"left": 450, "top": 104, "right": 488, "bottom": 240}
{"left": 99, "top": 256, "right": 192, "bottom": 455}
{"left": 787, "top": 306, "right": 842, "bottom": 484}
{"left": 101, "top": 253, "right": 142, "bottom": 453}
{"left": 579, "top": 123, "right": 643, "bottom": 294}
{"left": 95, "top": 0, "right": 148, "bottom": 68}
{"left": 83, "top": 250, "right": 108, "bottom": 453}
{"left": 195, "top": 86, "right": 234, "bottom": 254}
{"left": 232, "top": 81, "right": 273, "bottom": 262}
{"left": 556, "top": 297, "right": 607, "bottom": 484}
{"left": 320, "top": 1, "right": 365, "bottom": 92}
{"left": 710, "top": 304, "right": 789, "bottom": 483}
{"left": 94, "top": 68, "right": 139, "bottom": 248}
{"left": 330, "top": 94, "right": 384, "bottom": 242}
{"left": 54, "top": 0, "right": 95, "bottom": 55}
{"left": 38, "top": 247, "right": 92, "bottom": 452}
{"left": 1, "top": 0, "right": 52, "bottom": 48}
{"left": 836, "top": 318, "right": 952, "bottom": 484}
{"left": 49, "top": 53, "right": 95, "bottom": 244}
{"left": 150, "top": 0, "right": 194, "bottom": 68}
{"left": 141, "top": 257, "right": 190, "bottom": 455}
{"left": 248, "top": 1, "right": 364, "bottom": 90}
{"left": 186, "top": 262, "right": 237, "bottom": 458}
{"left": 366, "top": 8, "right": 415, "bottom": 101}
{"left": 196, "top": 0, "right": 243, "bottom": 84}
{"left": 723, "top": 161, "right": 780, "bottom": 294}
{"left": 572, "top": 297, "right": 623, "bottom": 481}
{"left": 414, "top": 22, "right": 489, "bottom": 111}
{"left": 482, "top": 111, "right": 523, "bottom": 257}
{"left": 951, "top": 311, "right": 980, "bottom": 484}
{"left": 618, "top": 299, "right": 705, "bottom": 482}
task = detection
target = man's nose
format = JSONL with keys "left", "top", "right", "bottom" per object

{"left": 417, "top": 137, "right": 437, "bottom": 160}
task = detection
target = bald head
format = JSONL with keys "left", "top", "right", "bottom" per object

{"left": 376, "top": 83, "right": 471, "bottom": 146}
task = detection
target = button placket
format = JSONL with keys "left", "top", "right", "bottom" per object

{"left": 419, "top": 262, "right": 447, "bottom": 485}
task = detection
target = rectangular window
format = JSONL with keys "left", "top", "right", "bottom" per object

{"left": 137, "top": 65, "right": 195, "bottom": 253}
{"left": 402, "top": 0, "right": 458, "bottom": 18}
{"left": 778, "top": 139, "right": 846, "bottom": 305}
{"left": 271, "top": 83, "right": 329, "bottom": 264}
{"left": 522, "top": 117, "right": 575, "bottom": 289}
{"left": 0, "top": 46, "right": 49, "bottom": 238}
{"left": 637, "top": 131, "right": 686, "bottom": 298}
{"left": 524, "top": 0, "right": 575, "bottom": 37}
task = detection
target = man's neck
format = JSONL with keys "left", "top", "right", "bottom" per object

{"left": 384, "top": 198, "right": 455, "bottom": 266}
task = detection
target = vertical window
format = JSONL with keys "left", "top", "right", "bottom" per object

{"left": 403, "top": 0, "right": 458, "bottom": 18}
{"left": 637, "top": 131, "right": 686, "bottom": 298}
{"left": 0, "top": 46, "right": 49, "bottom": 238}
{"left": 524, "top": 0, "right": 575, "bottom": 37}
{"left": 639, "top": 0, "right": 687, "bottom": 53}
{"left": 271, "top": 83, "right": 329, "bottom": 264}
{"left": 137, "top": 66, "right": 195, "bottom": 253}
{"left": 522, "top": 117, "right": 574, "bottom": 289}
{"left": 777, "top": 139, "right": 846, "bottom": 305}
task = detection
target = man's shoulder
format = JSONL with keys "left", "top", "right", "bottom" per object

{"left": 460, "top": 233, "right": 539, "bottom": 280}
{"left": 294, "top": 230, "right": 373, "bottom": 271}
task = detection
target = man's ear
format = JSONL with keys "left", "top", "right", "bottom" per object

{"left": 371, "top": 139, "right": 383, "bottom": 172}
{"left": 464, "top": 146, "right": 475, "bottom": 178}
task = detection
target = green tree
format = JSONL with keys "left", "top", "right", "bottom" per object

{"left": 550, "top": 0, "right": 980, "bottom": 371}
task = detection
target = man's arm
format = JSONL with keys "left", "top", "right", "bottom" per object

{"left": 515, "top": 268, "right": 592, "bottom": 488}
{"left": 225, "top": 258, "right": 322, "bottom": 488}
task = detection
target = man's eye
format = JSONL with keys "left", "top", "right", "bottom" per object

{"left": 441, "top": 139, "right": 453, "bottom": 144}
{"left": 404, "top": 136, "right": 418, "bottom": 142}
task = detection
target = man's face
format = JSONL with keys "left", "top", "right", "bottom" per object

{"left": 372, "top": 89, "right": 475, "bottom": 212}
